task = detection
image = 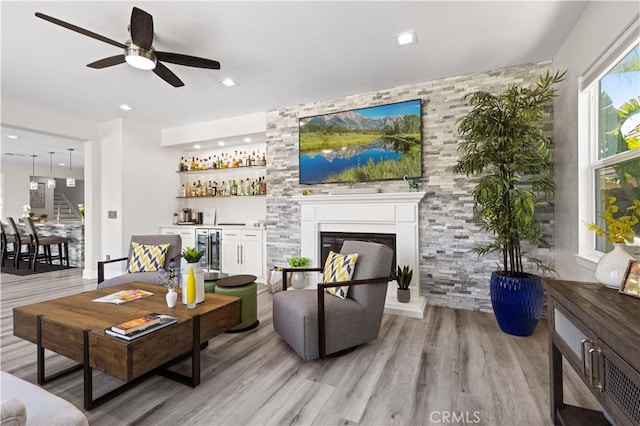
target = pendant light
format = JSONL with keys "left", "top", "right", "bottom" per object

{"left": 66, "top": 148, "right": 75, "bottom": 187}
{"left": 30, "top": 155, "right": 39, "bottom": 190}
{"left": 47, "top": 151, "right": 56, "bottom": 189}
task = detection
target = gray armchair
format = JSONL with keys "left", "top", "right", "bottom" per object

{"left": 273, "top": 241, "right": 393, "bottom": 360}
{"left": 97, "top": 235, "right": 181, "bottom": 288}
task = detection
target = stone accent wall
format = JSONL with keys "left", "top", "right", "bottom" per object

{"left": 265, "top": 61, "right": 554, "bottom": 312}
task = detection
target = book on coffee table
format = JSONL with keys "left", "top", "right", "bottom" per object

{"left": 110, "top": 313, "right": 163, "bottom": 335}
{"left": 92, "top": 289, "right": 153, "bottom": 304}
{"left": 105, "top": 314, "right": 177, "bottom": 341}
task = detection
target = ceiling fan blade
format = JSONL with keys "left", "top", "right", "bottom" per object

{"left": 130, "top": 7, "right": 154, "bottom": 51}
{"left": 35, "top": 12, "right": 126, "bottom": 49}
{"left": 87, "top": 55, "right": 126, "bottom": 69}
{"left": 156, "top": 52, "right": 221, "bottom": 69}
{"left": 153, "top": 62, "right": 184, "bottom": 87}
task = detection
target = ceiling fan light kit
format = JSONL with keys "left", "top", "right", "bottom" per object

{"left": 125, "top": 43, "right": 157, "bottom": 70}
{"left": 35, "top": 7, "right": 220, "bottom": 87}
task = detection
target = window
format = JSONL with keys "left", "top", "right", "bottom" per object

{"left": 583, "top": 39, "right": 640, "bottom": 255}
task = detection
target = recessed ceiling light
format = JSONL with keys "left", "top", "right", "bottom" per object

{"left": 244, "top": 137, "right": 252, "bottom": 143}
{"left": 7, "top": 135, "right": 19, "bottom": 139}
{"left": 221, "top": 78, "right": 237, "bottom": 87}
{"left": 395, "top": 30, "right": 417, "bottom": 46}
{"left": 58, "top": 163, "right": 66, "bottom": 166}
{"left": 218, "top": 141, "right": 226, "bottom": 146}
{"left": 194, "top": 144, "right": 201, "bottom": 149}
{"left": 119, "top": 104, "right": 134, "bottom": 111}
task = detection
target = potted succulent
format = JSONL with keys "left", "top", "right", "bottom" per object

{"left": 181, "top": 247, "right": 204, "bottom": 264}
{"left": 180, "top": 247, "right": 205, "bottom": 304}
{"left": 287, "top": 256, "right": 310, "bottom": 289}
{"left": 452, "top": 70, "right": 565, "bottom": 336}
{"left": 391, "top": 265, "right": 413, "bottom": 303}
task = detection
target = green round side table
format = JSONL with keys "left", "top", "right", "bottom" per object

{"left": 204, "top": 271, "right": 228, "bottom": 293}
{"left": 214, "top": 274, "right": 259, "bottom": 332}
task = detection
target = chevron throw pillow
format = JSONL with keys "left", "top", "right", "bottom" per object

{"left": 127, "top": 242, "right": 170, "bottom": 273}
{"left": 323, "top": 251, "right": 358, "bottom": 299}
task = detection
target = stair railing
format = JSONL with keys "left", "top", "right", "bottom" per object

{"left": 54, "top": 192, "right": 81, "bottom": 220}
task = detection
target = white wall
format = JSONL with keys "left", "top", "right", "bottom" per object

{"left": 161, "top": 111, "right": 266, "bottom": 146}
{"left": 553, "top": 3, "right": 640, "bottom": 281}
{"left": 98, "top": 120, "right": 124, "bottom": 271}
{"left": 121, "top": 120, "right": 178, "bottom": 252}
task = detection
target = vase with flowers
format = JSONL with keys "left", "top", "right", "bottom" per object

{"left": 587, "top": 196, "right": 640, "bottom": 289}
{"left": 157, "top": 259, "right": 179, "bottom": 307}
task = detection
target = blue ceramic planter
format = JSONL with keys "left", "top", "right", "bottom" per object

{"left": 490, "top": 271, "right": 544, "bottom": 337}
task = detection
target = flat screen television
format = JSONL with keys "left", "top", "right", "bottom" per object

{"left": 298, "top": 99, "right": 422, "bottom": 185}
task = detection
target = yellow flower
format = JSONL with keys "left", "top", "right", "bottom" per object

{"left": 587, "top": 196, "right": 640, "bottom": 244}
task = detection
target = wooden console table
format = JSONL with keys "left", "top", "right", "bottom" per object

{"left": 544, "top": 279, "right": 640, "bottom": 425}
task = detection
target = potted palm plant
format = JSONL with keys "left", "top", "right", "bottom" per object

{"left": 391, "top": 265, "right": 413, "bottom": 303}
{"left": 453, "top": 70, "right": 565, "bottom": 336}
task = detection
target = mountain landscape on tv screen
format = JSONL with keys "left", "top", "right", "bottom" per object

{"left": 299, "top": 100, "right": 422, "bottom": 184}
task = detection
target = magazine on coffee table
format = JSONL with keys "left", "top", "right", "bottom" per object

{"left": 92, "top": 289, "right": 154, "bottom": 304}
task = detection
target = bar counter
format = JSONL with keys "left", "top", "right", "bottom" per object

{"left": 18, "top": 221, "right": 84, "bottom": 267}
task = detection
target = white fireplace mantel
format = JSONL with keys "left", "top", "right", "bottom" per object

{"left": 293, "top": 191, "right": 427, "bottom": 318}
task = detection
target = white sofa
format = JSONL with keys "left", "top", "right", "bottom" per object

{"left": 1, "top": 371, "right": 88, "bottom": 426}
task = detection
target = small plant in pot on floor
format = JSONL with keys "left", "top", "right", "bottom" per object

{"left": 453, "top": 70, "right": 565, "bottom": 336}
{"left": 392, "top": 265, "right": 413, "bottom": 303}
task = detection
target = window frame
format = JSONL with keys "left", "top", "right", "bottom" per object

{"left": 577, "top": 28, "right": 640, "bottom": 267}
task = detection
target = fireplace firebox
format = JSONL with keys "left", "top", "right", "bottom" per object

{"left": 320, "top": 232, "right": 396, "bottom": 273}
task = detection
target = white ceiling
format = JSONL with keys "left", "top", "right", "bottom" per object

{"left": 1, "top": 1, "right": 589, "bottom": 166}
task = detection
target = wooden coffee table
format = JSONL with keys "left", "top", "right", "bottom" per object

{"left": 13, "top": 282, "right": 241, "bottom": 410}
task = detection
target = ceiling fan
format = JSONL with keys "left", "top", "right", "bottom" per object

{"left": 35, "top": 7, "right": 221, "bottom": 87}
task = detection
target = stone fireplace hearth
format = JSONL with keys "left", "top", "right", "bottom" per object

{"left": 292, "top": 192, "right": 427, "bottom": 318}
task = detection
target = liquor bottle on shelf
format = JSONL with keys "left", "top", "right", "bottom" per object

{"left": 231, "top": 180, "right": 237, "bottom": 196}
{"left": 261, "top": 153, "right": 267, "bottom": 166}
{"left": 180, "top": 184, "right": 187, "bottom": 197}
{"left": 260, "top": 176, "right": 267, "bottom": 195}
{"left": 246, "top": 152, "right": 252, "bottom": 167}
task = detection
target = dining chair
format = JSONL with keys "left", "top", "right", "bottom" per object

{"left": 24, "top": 217, "right": 70, "bottom": 271}
{"left": 0, "top": 219, "right": 16, "bottom": 268}
{"left": 6, "top": 217, "right": 32, "bottom": 269}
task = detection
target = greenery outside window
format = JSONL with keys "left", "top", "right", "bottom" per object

{"left": 587, "top": 42, "right": 640, "bottom": 253}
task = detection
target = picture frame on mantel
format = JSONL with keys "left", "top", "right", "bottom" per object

{"left": 620, "top": 260, "right": 640, "bottom": 299}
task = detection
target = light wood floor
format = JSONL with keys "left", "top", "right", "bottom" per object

{"left": 1, "top": 268, "right": 601, "bottom": 425}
